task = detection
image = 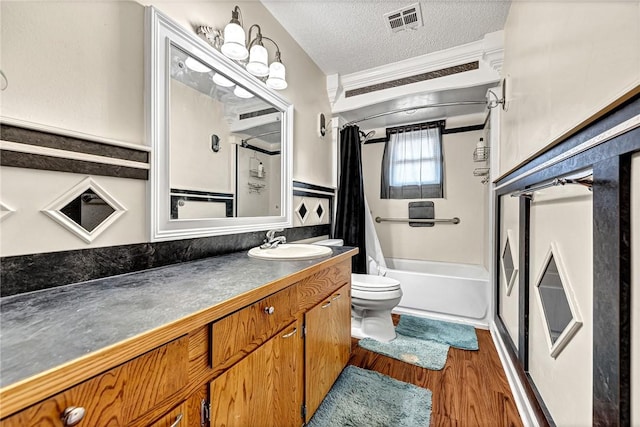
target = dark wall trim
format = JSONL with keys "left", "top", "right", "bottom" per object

{"left": 345, "top": 61, "right": 479, "bottom": 97}
{"left": 518, "top": 196, "right": 531, "bottom": 368}
{"left": 592, "top": 155, "right": 632, "bottom": 426}
{"left": 442, "top": 124, "right": 485, "bottom": 134}
{"left": 0, "top": 224, "right": 330, "bottom": 297}
{"left": 0, "top": 150, "right": 149, "bottom": 180}
{"left": 0, "top": 124, "right": 149, "bottom": 163}
{"left": 293, "top": 181, "right": 335, "bottom": 194}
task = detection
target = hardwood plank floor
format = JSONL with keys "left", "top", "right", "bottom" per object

{"left": 348, "top": 316, "right": 523, "bottom": 426}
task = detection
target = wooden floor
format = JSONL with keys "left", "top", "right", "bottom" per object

{"left": 348, "top": 316, "right": 523, "bottom": 426}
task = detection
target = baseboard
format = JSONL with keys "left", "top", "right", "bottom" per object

{"left": 392, "top": 307, "right": 490, "bottom": 330}
{"left": 489, "top": 321, "right": 540, "bottom": 427}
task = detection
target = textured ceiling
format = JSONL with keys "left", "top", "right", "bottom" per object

{"left": 261, "top": 0, "right": 512, "bottom": 75}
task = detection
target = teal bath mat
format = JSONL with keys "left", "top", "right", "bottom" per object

{"left": 307, "top": 365, "right": 432, "bottom": 427}
{"left": 358, "top": 333, "right": 450, "bottom": 370}
{"left": 396, "top": 315, "right": 479, "bottom": 350}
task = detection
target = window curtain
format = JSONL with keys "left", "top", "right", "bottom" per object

{"left": 334, "top": 125, "right": 367, "bottom": 273}
{"left": 380, "top": 121, "right": 444, "bottom": 199}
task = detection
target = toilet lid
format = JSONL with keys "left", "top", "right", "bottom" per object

{"left": 351, "top": 274, "right": 400, "bottom": 292}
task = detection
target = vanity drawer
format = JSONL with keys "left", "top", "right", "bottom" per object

{"left": 296, "top": 259, "right": 351, "bottom": 313}
{"left": 211, "top": 286, "right": 296, "bottom": 373}
{"left": 2, "top": 336, "right": 188, "bottom": 427}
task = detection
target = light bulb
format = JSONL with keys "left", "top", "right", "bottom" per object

{"left": 184, "top": 57, "right": 211, "bottom": 73}
{"left": 233, "top": 86, "right": 254, "bottom": 98}
{"left": 246, "top": 45, "right": 269, "bottom": 77}
{"left": 212, "top": 73, "right": 235, "bottom": 87}
{"left": 266, "top": 61, "right": 287, "bottom": 90}
{"left": 221, "top": 22, "right": 248, "bottom": 60}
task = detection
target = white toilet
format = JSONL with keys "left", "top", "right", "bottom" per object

{"left": 314, "top": 239, "right": 402, "bottom": 342}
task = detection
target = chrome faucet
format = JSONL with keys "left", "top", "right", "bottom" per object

{"left": 260, "top": 229, "right": 286, "bottom": 249}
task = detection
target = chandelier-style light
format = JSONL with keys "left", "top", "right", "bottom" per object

{"left": 208, "top": 6, "right": 288, "bottom": 90}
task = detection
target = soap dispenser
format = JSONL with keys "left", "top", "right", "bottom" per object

{"left": 257, "top": 161, "right": 264, "bottom": 178}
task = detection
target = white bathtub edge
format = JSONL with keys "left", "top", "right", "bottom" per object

{"left": 490, "top": 320, "right": 539, "bottom": 427}
{"left": 392, "top": 307, "right": 489, "bottom": 330}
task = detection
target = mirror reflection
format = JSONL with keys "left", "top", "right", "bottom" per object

{"left": 60, "top": 189, "right": 115, "bottom": 232}
{"left": 168, "top": 44, "right": 282, "bottom": 219}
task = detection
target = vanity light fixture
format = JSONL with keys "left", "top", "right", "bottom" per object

{"left": 198, "top": 6, "right": 288, "bottom": 90}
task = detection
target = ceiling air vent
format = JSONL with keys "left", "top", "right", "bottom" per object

{"left": 384, "top": 3, "right": 423, "bottom": 33}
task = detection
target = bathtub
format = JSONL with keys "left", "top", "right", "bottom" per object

{"left": 385, "top": 258, "right": 490, "bottom": 328}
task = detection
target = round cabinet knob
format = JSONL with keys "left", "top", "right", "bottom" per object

{"left": 263, "top": 306, "right": 275, "bottom": 315}
{"left": 61, "top": 406, "right": 86, "bottom": 426}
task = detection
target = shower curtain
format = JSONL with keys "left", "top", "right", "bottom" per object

{"left": 334, "top": 125, "right": 367, "bottom": 273}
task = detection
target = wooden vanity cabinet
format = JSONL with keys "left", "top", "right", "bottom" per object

{"left": 304, "top": 283, "right": 352, "bottom": 422}
{"left": 0, "top": 256, "right": 355, "bottom": 427}
{"left": 209, "top": 319, "right": 304, "bottom": 427}
{"left": 1, "top": 336, "right": 188, "bottom": 427}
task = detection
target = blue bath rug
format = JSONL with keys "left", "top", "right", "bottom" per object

{"left": 396, "top": 315, "right": 479, "bottom": 350}
{"left": 358, "top": 333, "right": 450, "bottom": 370}
{"left": 307, "top": 365, "right": 432, "bottom": 427}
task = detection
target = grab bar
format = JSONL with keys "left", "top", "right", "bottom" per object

{"left": 375, "top": 217, "right": 460, "bottom": 225}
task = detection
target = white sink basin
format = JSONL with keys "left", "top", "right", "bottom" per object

{"left": 247, "top": 244, "right": 332, "bottom": 260}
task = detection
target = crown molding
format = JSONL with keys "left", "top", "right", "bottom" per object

{"left": 338, "top": 31, "right": 503, "bottom": 95}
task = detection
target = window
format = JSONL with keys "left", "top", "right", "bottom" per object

{"left": 380, "top": 121, "right": 444, "bottom": 199}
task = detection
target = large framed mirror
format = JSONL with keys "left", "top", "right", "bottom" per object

{"left": 147, "top": 7, "right": 293, "bottom": 241}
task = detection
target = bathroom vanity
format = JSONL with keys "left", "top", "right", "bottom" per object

{"left": 0, "top": 247, "right": 356, "bottom": 426}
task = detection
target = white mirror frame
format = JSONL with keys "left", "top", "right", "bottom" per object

{"left": 146, "top": 7, "right": 293, "bottom": 241}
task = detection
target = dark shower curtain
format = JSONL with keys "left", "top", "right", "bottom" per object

{"left": 334, "top": 125, "right": 367, "bottom": 273}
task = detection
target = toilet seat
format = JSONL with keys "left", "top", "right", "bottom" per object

{"left": 351, "top": 273, "right": 400, "bottom": 292}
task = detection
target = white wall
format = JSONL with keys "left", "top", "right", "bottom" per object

{"left": 500, "top": 1, "right": 640, "bottom": 175}
{"left": 0, "top": 1, "right": 332, "bottom": 256}
{"left": 499, "top": 194, "right": 519, "bottom": 348}
{"left": 361, "top": 129, "right": 488, "bottom": 266}
{"left": 236, "top": 146, "right": 279, "bottom": 217}
{"left": 528, "top": 185, "right": 593, "bottom": 426}
{"left": 0, "top": 1, "right": 145, "bottom": 144}
{"left": 632, "top": 153, "right": 639, "bottom": 427}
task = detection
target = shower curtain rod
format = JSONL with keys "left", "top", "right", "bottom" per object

{"left": 342, "top": 100, "right": 490, "bottom": 128}
{"left": 241, "top": 130, "right": 280, "bottom": 145}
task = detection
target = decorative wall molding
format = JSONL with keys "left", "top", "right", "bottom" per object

{"left": 327, "top": 31, "right": 503, "bottom": 109}
{"left": 533, "top": 243, "right": 583, "bottom": 359}
{"left": 502, "top": 229, "right": 518, "bottom": 297}
{"left": 0, "top": 117, "right": 149, "bottom": 152}
{"left": 0, "top": 122, "right": 150, "bottom": 180}
{"left": 42, "top": 177, "right": 127, "bottom": 243}
{"left": 0, "top": 201, "right": 16, "bottom": 222}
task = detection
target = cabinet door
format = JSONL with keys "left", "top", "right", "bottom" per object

{"left": 305, "top": 283, "right": 351, "bottom": 422}
{"left": 209, "top": 319, "right": 304, "bottom": 427}
{"left": 149, "top": 402, "right": 186, "bottom": 427}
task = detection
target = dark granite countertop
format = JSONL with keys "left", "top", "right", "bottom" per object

{"left": 0, "top": 247, "right": 353, "bottom": 388}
